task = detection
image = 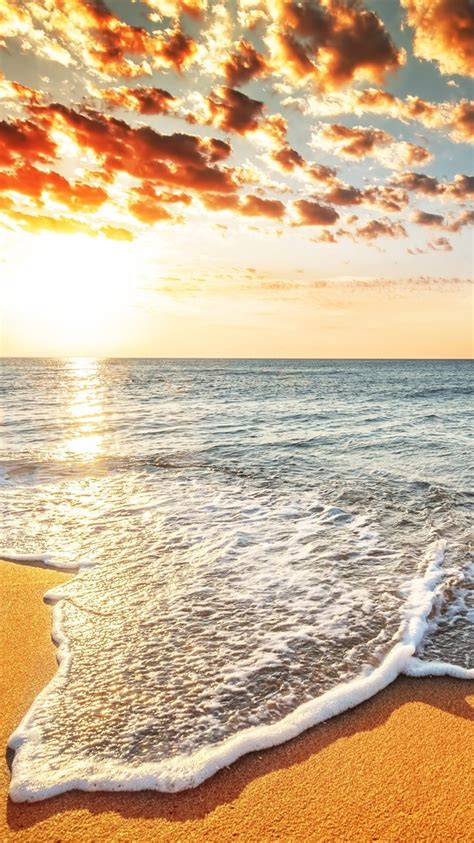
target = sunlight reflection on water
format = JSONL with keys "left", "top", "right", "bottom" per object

{"left": 61, "top": 358, "right": 104, "bottom": 460}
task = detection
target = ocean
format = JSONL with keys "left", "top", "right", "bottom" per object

{"left": 1, "top": 358, "right": 473, "bottom": 801}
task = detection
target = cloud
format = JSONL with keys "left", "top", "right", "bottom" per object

{"left": 356, "top": 218, "right": 407, "bottom": 240}
{"left": 313, "top": 123, "right": 392, "bottom": 157}
{"left": 401, "top": 0, "right": 474, "bottom": 77}
{"left": 319, "top": 182, "right": 408, "bottom": 212}
{"left": 30, "top": 103, "right": 237, "bottom": 194}
{"left": 1, "top": 207, "right": 130, "bottom": 239}
{"left": 411, "top": 209, "right": 445, "bottom": 227}
{"left": 391, "top": 172, "right": 474, "bottom": 202}
{"left": 321, "top": 183, "right": 364, "bottom": 206}
{"left": 128, "top": 182, "right": 191, "bottom": 224}
{"left": 447, "top": 209, "right": 474, "bottom": 232}
{"left": 0, "top": 104, "right": 257, "bottom": 237}
{"left": 391, "top": 172, "right": 440, "bottom": 196}
{"left": 268, "top": 145, "right": 305, "bottom": 172}
{"left": 0, "top": 1, "right": 469, "bottom": 260}
{"left": 239, "top": 194, "right": 285, "bottom": 218}
{"left": 265, "top": 0, "right": 405, "bottom": 89}
{"left": 223, "top": 38, "right": 267, "bottom": 86}
{"left": 201, "top": 193, "right": 241, "bottom": 212}
{"left": 100, "top": 224, "right": 134, "bottom": 241}
{"left": 90, "top": 85, "right": 176, "bottom": 115}
{"left": 285, "top": 89, "right": 474, "bottom": 145}
{"left": 0, "top": 0, "right": 198, "bottom": 78}
{"left": 412, "top": 208, "right": 474, "bottom": 232}
{"left": 364, "top": 186, "right": 409, "bottom": 212}
{"left": 141, "top": 0, "right": 207, "bottom": 20}
{"left": 202, "top": 192, "right": 285, "bottom": 218}
{"left": 200, "top": 86, "right": 265, "bottom": 134}
{"left": 0, "top": 164, "right": 108, "bottom": 211}
{"left": 389, "top": 142, "right": 431, "bottom": 168}
{"left": 0, "top": 75, "right": 44, "bottom": 107}
{"left": 0, "top": 118, "right": 57, "bottom": 166}
{"left": 427, "top": 237, "right": 452, "bottom": 251}
{"left": 311, "top": 229, "right": 337, "bottom": 243}
{"left": 293, "top": 200, "right": 339, "bottom": 226}
{"left": 450, "top": 100, "right": 474, "bottom": 142}
{"left": 306, "top": 163, "right": 337, "bottom": 184}
{"left": 311, "top": 122, "right": 432, "bottom": 169}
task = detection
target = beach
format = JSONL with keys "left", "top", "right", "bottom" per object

{"left": 1, "top": 559, "right": 473, "bottom": 842}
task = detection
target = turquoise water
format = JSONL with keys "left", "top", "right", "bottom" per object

{"left": 1, "top": 358, "right": 473, "bottom": 800}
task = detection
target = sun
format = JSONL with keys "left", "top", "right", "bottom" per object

{"left": 2, "top": 231, "right": 143, "bottom": 355}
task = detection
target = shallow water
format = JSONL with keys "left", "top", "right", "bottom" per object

{"left": 1, "top": 358, "right": 473, "bottom": 800}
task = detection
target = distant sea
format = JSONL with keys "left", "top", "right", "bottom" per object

{"left": 1, "top": 358, "right": 473, "bottom": 801}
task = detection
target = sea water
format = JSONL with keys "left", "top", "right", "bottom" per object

{"left": 1, "top": 358, "right": 472, "bottom": 801}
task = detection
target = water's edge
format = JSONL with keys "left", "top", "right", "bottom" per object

{"left": 6, "top": 545, "right": 474, "bottom": 804}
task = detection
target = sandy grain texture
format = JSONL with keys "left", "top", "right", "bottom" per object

{"left": 1, "top": 559, "right": 473, "bottom": 842}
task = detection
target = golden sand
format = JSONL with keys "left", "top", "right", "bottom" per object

{"left": 1, "top": 559, "right": 473, "bottom": 842}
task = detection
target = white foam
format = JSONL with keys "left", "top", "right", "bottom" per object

{"left": 9, "top": 538, "right": 472, "bottom": 803}
{"left": 403, "top": 656, "right": 474, "bottom": 679}
{"left": 0, "top": 551, "right": 79, "bottom": 572}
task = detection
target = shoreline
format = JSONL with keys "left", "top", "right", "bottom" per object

{"left": 1, "top": 560, "right": 473, "bottom": 841}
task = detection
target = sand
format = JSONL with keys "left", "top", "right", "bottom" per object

{"left": 1, "top": 559, "right": 473, "bottom": 842}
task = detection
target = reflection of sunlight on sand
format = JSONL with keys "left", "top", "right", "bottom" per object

{"left": 61, "top": 358, "right": 104, "bottom": 460}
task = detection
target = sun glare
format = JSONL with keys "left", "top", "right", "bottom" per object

{"left": 61, "top": 358, "right": 104, "bottom": 460}
{"left": 3, "top": 232, "right": 142, "bottom": 355}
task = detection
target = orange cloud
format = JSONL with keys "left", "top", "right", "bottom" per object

{"left": 128, "top": 182, "right": 191, "bottom": 223}
{"left": 312, "top": 123, "right": 432, "bottom": 169}
{"left": 128, "top": 198, "right": 175, "bottom": 224}
{"left": 223, "top": 38, "right": 267, "bottom": 86}
{"left": 313, "top": 123, "right": 392, "bottom": 157}
{"left": 30, "top": 104, "right": 236, "bottom": 194}
{"left": 239, "top": 194, "right": 285, "bottom": 218}
{"left": 0, "top": 0, "right": 197, "bottom": 78}
{"left": 91, "top": 85, "right": 176, "bottom": 114}
{"left": 203, "top": 87, "right": 265, "bottom": 134}
{"left": 140, "top": 0, "right": 207, "bottom": 19}
{"left": 201, "top": 194, "right": 240, "bottom": 212}
{"left": 99, "top": 224, "right": 133, "bottom": 240}
{"left": 391, "top": 172, "right": 474, "bottom": 202}
{"left": 312, "top": 229, "right": 337, "bottom": 243}
{"left": 412, "top": 208, "right": 474, "bottom": 232}
{"left": 202, "top": 192, "right": 284, "bottom": 219}
{"left": 401, "top": 0, "right": 474, "bottom": 77}
{"left": 306, "top": 163, "right": 337, "bottom": 184}
{"left": 391, "top": 172, "right": 440, "bottom": 196}
{"left": 265, "top": 0, "right": 404, "bottom": 89}
{"left": 0, "top": 103, "right": 251, "bottom": 238}
{"left": 357, "top": 219, "right": 407, "bottom": 240}
{"left": 448, "top": 209, "right": 474, "bottom": 232}
{"left": 293, "top": 199, "right": 339, "bottom": 226}
{"left": 411, "top": 210, "right": 445, "bottom": 227}
{"left": 0, "top": 75, "right": 43, "bottom": 106}
{"left": 0, "top": 164, "right": 108, "bottom": 211}
{"left": 0, "top": 119, "right": 57, "bottom": 166}
{"left": 450, "top": 101, "right": 474, "bottom": 142}
{"left": 428, "top": 237, "right": 452, "bottom": 252}
{"left": 286, "top": 89, "right": 474, "bottom": 145}
{"left": 320, "top": 182, "right": 408, "bottom": 213}
{"left": 2, "top": 208, "right": 106, "bottom": 237}
{"left": 269, "top": 145, "right": 305, "bottom": 172}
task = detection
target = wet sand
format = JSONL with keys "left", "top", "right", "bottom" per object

{"left": 1, "top": 559, "right": 473, "bottom": 842}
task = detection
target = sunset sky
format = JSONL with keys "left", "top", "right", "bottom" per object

{"left": 0, "top": 0, "right": 472, "bottom": 357}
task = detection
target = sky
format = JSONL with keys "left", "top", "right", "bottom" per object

{"left": 0, "top": 0, "right": 472, "bottom": 357}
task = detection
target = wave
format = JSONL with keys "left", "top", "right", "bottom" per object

{"left": 0, "top": 551, "right": 79, "bottom": 572}
{"left": 7, "top": 539, "right": 473, "bottom": 803}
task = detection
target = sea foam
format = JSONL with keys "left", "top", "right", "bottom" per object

{"left": 7, "top": 536, "right": 473, "bottom": 803}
